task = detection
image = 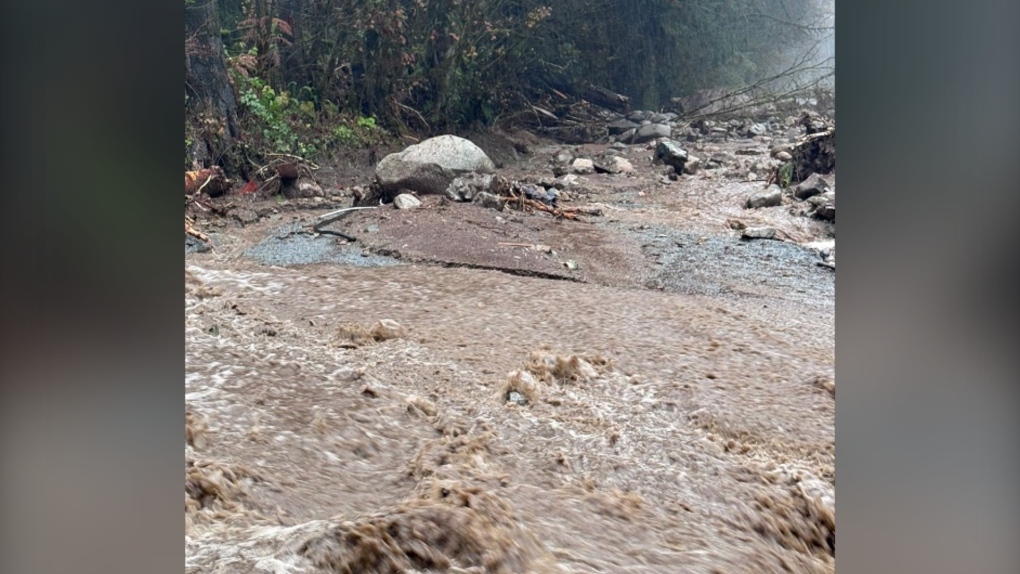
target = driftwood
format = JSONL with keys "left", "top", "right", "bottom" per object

{"left": 185, "top": 215, "right": 211, "bottom": 245}
{"left": 580, "top": 85, "right": 631, "bottom": 113}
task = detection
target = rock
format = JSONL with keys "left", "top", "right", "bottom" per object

{"left": 370, "top": 319, "right": 407, "bottom": 341}
{"left": 594, "top": 156, "right": 634, "bottom": 174}
{"left": 473, "top": 191, "right": 506, "bottom": 211}
{"left": 397, "top": 134, "right": 495, "bottom": 173}
{"left": 741, "top": 226, "right": 777, "bottom": 239}
{"left": 558, "top": 174, "right": 580, "bottom": 187}
{"left": 654, "top": 140, "right": 689, "bottom": 172}
{"left": 571, "top": 158, "right": 595, "bottom": 174}
{"left": 393, "top": 193, "right": 422, "bottom": 209}
{"left": 632, "top": 123, "right": 671, "bottom": 143}
{"left": 374, "top": 135, "right": 495, "bottom": 198}
{"left": 610, "top": 141, "right": 628, "bottom": 150}
{"left": 185, "top": 234, "right": 211, "bottom": 254}
{"left": 554, "top": 150, "right": 574, "bottom": 164}
{"left": 792, "top": 173, "right": 831, "bottom": 200}
{"left": 335, "top": 322, "right": 375, "bottom": 348}
{"left": 808, "top": 191, "right": 835, "bottom": 221}
{"left": 808, "top": 191, "right": 835, "bottom": 207}
{"left": 283, "top": 179, "right": 324, "bottom": 199}
{"left": 299, "top": 179, "right": 323, "bottom": 196}
{"left": 799, "top": 111, "right": 830, "bottom": 134}
{"left": 611, "top": 156, "right": 634, "bottom": 173}
{"left": 607, "top": 118, "right": 640, "bottom": 135}
{"left": 626, "top": 111, "right": 649, "bottom": 122}
{"left": 619, "top": 128, "right": 637, "bottom": 143}
{"left": 706, "top": 155, "right": 727, "bottom": 169}
{"left": 745, "top": 185, "right": 783, "bottom": 209}
{"left": 230, "top": 208, "right": 259, "bottom": 225}
{"left": 682, "top": 155, "right": 701, "bottom": 175}
{"left": 771, "top": 144, "right": 794, "bottom": 157}
{"left": 748, "top": 123, "right": 768, "bottom": 136}
{"left": 445, "top": 173, "right": 510, "bottom": 202}
{"left": 375, "top": 157, "right": 457, "bottom": 198}
{"left": 775, "top": 151, "right": 793, "bottom": 162}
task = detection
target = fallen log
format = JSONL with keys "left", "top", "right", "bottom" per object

{"left": 581, "top": 85, "right": 631, "bottom": 113}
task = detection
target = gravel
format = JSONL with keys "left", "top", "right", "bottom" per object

{"left": 243, "top": 222, "right": 404, "bottom": 267}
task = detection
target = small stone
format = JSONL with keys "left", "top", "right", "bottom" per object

{"left": 473, "top": 191, "right": 506, "bottom": 211}
{"left": 393, "top": 193, "right": 422, "bottom": 209}
{"left": 231, "top": 208, "right": 259, "bottom": 225}
{"left": 742, "top": 226, "right": 777, "bottom": 239}
{"left": 792, "top": 173, "right": 831, "bottom": 200}
{"left": 612, "top": 157, "right": 635, "bottom": 173}
{"left": 745, "top": 185, "right": 783, "bottom": 209}
{"left": 682, "top": 155, "right": 701, "bottom": 175}
{"left": 775, "top": 151, "right": 793, "bottom": 161}
{"left": 370, "top": 319, "right": 407, "bottom": 341}
{"left": 571, "top": 158, "right": 595, "bottom": 174}
{"left": 654, "top": 140, "right": 689, "bottom": 172}
{"left": 564, "top": 260, "right": 578, "bottom": 270}
{"left": 507, "top": 391, "right": 528, "bottom": 406}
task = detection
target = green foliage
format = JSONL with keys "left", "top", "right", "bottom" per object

{"left": 778, "top": 162, "right": 794, "bottom": 188}
{"left": 330, "top": 115, "right": 382, "bottom": 149}
{"left": 198, "top": 0, "right": 822, "bottom": 147}
{"left": 236, "top": 73, "right": 299, "bottom": 153}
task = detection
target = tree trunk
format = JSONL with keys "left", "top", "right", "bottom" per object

{"left": 185, "top": 0, "right": 238, "bottom": 171}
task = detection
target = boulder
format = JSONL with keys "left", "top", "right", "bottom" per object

{"left": 792, "top": 173, "right": 831, "bottom": 200}
{"left": 393, "top": 193, "right": 422, "bottom": 209}
{"left": 375, "top": 157, "right": 457, "bottom": 198}
{"left": 654, "top": 140, "right": 689, "bottom": 172}
{"left": 632, "top": 123, "right": 671, "bottom": 144}
{"left": 374, "top": 135, "right": 495, "bottom": 199}
{"left": 396, "top": 134, "right": 496, "bottom": 173}
{"left": 745, "top": 185, "right": 783, "bottom": 209}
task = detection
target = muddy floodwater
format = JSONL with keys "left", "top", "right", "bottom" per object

{"left": 186, "top": 137, "right": 834, "bottom": 573}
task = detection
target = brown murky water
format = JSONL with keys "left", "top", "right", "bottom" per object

{"left": 186, "top": 132, "right": 833, "bottom": 573}
{"left": 186, "top": 258, "right": 833, "bottom": 573}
